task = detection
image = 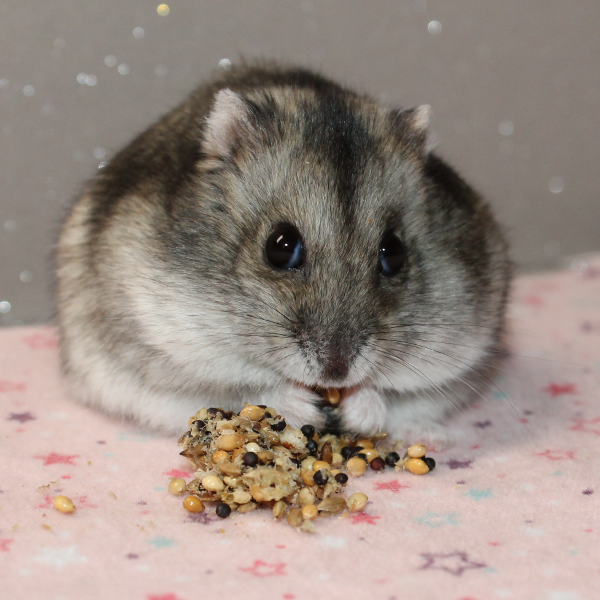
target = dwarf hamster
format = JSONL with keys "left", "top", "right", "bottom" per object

{"left": 55, "top": 62, "right": 511, "bottom": 445}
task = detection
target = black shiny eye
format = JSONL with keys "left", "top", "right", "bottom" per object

{"left": 265, "top": 224, "right": 304, "bottom": 269}
{"left": 378, "top": 232, "right": 405, "bottom": 276}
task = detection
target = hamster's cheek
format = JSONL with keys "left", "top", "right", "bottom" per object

{"left": 339, "top": 386, "right": 388, "bottom": 435}
{"left": 258, "top": 383, "right": 326, "bottom": 430}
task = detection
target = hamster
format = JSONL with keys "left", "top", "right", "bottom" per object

{"left": 55, "top": 62, "right": 511, "bottom": 446}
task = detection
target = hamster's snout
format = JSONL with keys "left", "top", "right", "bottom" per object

{"left": 295, "top": 318, "right": 367, "bottom": 388}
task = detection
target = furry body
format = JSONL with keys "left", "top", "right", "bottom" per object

{"left": 56, "top": 63, "right": 511, "bottom": 444}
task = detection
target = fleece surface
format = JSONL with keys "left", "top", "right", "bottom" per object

{"left": 1, "top": 257, "right": 599, "bottom": 600}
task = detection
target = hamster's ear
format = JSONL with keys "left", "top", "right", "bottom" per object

{"left": 391, "top": 104, "right": 435, "bottom": 155}
{"left": 202, "top": 89, "right": 259, "bottom": 158}
{"left": 410, "top": 104, "right": 431, "bottom": 133}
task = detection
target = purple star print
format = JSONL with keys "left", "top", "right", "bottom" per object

{"left": 445, "top": 459, "right": 473, "bottom": 470}
{"left": 474, "top": 420, "right": 492, "bottom": 428}
{"left": 187, "top": 512, "right": 216, "bottom": 524}
{"left": 7, "top": 412, "right": 36, "bottom": 423}
{"left": 582, "top": 489, "right": 594, "bottom": 495}
{"left": 419, "top": 551, "right": 487, "bottom": 576}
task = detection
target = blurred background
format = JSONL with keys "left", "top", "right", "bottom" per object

{"left": 1, "top": 0, "right": 599, "bottom": 326}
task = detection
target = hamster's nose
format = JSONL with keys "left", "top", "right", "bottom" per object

{"left": 322, "top": 354, "right": 350, "bottom": 382}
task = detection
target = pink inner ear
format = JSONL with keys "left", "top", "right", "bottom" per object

{"left": 412, "top": 104, "right": 431, "bottom": 132}
{"left": 203, "top": 89, "right": 249, "bottom": 157}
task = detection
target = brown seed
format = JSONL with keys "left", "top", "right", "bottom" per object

{"left": 52, "top": 495, "right": 76, "bottom": 514}
{"left": 356, "top": 438, "right": 374, "bottom": 449}
{"left": 237, "top": 501, "right": 257, "bottom": 514}
{"left": 258, "top": 450, "right": 275, "bottom": 464}
{"left": 319, "top": 441, "right": 333, "bottom": 464}
{"left": 182, "top": 495, "right": 205, "bottom": 513}
{"left": 272, "top": 500, "right": 287, "bottom": 520}
{"left": 217, "top": 433, "right": 246, "bottom": 451}
{"left": 346, "top": 456, "right": 367, "bottom": 476}
{"left": 346, "top": 492, "right": 368, "bottom": 512}
{"left": 239, "top": 405, "right": 265, "bottom": 421}
{"left": 218, "top": 462, "right": 242, "bottom": 476}
{"left": 263, "top": 431, "right": 281, "bottom": 446}
{"left": 168, "top": 478, "right": 187, "bottom": 495}
{"left": 370, "top": 457, "right": 386, "bottom": 471}
{"left": 317, "top": 497, "right": 346, "bottom": 513}
{"left": 302, "top": 504, "right": 319, "bottom": 520}
{"left": 360, "top": 448, "right": 380, "bottom": 463}
{"left": 201, "top": 474, "right": 225, "bottom": 491}
{"left": 406, "top": 458, "right": 429, "bottom": 475}
{"left": 298, "top": 487, "right": 317, "bottom": 506}
{"left": 287, "top": 507, "right": 303, "bottom": 528}
{"left": 312, "top": 460, "right": 330, "bottom": 472}
{"left": 331, "top": 453, "right": 344, "bottom": 468}
{"left": 212, "top": 450, "right": 230, "bottom": 464}
{"left": 231, "top": 447, "right": 245, "bottom": 461}
{"left": 301, "top": 469, "right": 315, "bottom": 487}
{"left": 323, "top": 388, "right": 341, "bottom": 405}
{"left": 407, "top": 443, "right": 427, "bottom": 458}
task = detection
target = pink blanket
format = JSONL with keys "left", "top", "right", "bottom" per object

{"left": 2, "top": 257, "right": 599, "bottom": 600}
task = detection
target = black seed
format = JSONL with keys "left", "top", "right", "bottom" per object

{"left": 215, "top": 503, "right": 231, "bottom": 518}
{"left": 252, "top": 422, "right": 262, "bottom": 432}
{"left": 334, "top": 472, "right": 348, "bottom": 484}
{"left": 423, "top": 457, "right": 436, "bottom": 471}
{"left": 291, "top": 458, "right": 302, "bottom": 468}
{"left": 313, "top": 469, "right": 329, "bottom": 486}
{"left": 385, "top": 452, "right": 400, "bottom": 467}
{"left": 340, "top": 446, "right": 353, "bottom": 460}
{"left": 356, "top": 453, "right": 368, "bottom": 461}
{"left": 223, "top": 411, "right": 234, "bottom": 420}
{"left": 300, "top": 424, "right": 315, "bottom": 438}
{"left": 305, "top": 439, "right": 318, "bottom": 454}
{"left": 257, "top": 404, "right": 267, "bottom": 409}
{"left": 242, "top": 452, "right": 259, "bottom": 467}
{"left": 207, "top": 408, "right": 221, "bottom": 416}
{"left": 271, "top": 419, "right": 287, "bottom": 432}
{"left": 192, "top": 420, "right": 206, "bottom": 431}
{"left": 349, "top": 446, "right": 364, "bottom": 458}
{"left": 265, "top": 409, "right": 276, "bottom": 418}
{"left": 370, "top": 457, "right": 386, "bottom": 471}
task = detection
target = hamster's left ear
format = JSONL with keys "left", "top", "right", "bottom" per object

{"left": 202, "top": 89, "right": 262, "bottom": 159}
{"left": 391, "top": 104, "right": 435, "bottom": 156}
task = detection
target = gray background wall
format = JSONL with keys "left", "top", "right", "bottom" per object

{"left": 1, "top": 0, "right": 599, "bottom": 326}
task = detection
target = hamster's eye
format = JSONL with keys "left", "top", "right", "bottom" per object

{"left": 265, "top": 224, "right": 304, "bottom": 270}
{"left": 378, "top": 232, "right": 405, "bottom": 277}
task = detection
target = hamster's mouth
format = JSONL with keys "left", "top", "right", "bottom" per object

{"left": 313, "top": 387, "right": 344, "bottom": 434}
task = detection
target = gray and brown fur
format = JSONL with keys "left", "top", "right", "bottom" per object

{"left": 56, "top": 63, "right": 511, "bottom": 444}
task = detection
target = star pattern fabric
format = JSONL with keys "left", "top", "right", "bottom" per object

{"left": 1, "top": 258, "right": 600, "bottom": 599}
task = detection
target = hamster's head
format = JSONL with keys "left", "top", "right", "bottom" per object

{"left": 165, "top": 86, "right": 509, "bottom": 395}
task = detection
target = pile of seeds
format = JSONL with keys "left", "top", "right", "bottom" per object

{"left": 170, "top": 403, "right": 435, "bottom": 532}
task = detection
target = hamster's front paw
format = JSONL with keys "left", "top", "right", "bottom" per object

{"left": 340, "top": 385, "right": 388, "bottom": 435}
{"left": 383, "top": 394, "right": 458, "bottom": 451}
{"left": 385, "top": 421, "right": 457, "bottom": 452}
{"left": 262, "top": 383, "right": 326, "bottom": 430}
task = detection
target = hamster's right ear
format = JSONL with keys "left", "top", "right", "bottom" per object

{"left": 202, "top": 89, "right": 261, "bottom": 159}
